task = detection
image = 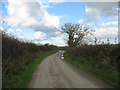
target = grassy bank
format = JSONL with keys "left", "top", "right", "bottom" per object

{"left": 64, "top": 51, "right": 119, "bottom": 88}
{"left": 2, "top": 32, "right": 58, "bottom": 82}
{"left": 3, "top": 51, "right": 57, "bottom": 88}
{"left": 2, "top": 32, "right": 58, "bottom": 88}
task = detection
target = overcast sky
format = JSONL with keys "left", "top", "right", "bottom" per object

{"left": 0, "top": 0, "right": 119, "bottom": 46}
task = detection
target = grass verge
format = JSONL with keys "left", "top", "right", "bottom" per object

{"left": 3, "top": 51, "right": 57, "bottom": 88}
{"left": 64, "top": 52, "right": 119, "bottom": 88}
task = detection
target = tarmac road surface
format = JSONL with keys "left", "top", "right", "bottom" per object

{"left": 29, "top": 51, "right": 112, "bottom": 88}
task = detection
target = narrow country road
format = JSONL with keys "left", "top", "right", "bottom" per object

{"left": 29, "top": 51, "right": 112, "bottom": 88}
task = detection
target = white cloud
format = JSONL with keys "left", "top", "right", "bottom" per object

{"left": 50, "top": 37, "right": 66, "bottom": 46}
{"left": 17, "top": 36, "right": 25, "bottom": 40}
{"left": 6, "top": 28, "right": 14, "bottom": 34}
{"left": 97, "top": 21, "right": 118, "bottom": 27}
{"left": 15, "top": 29, "right": 23, "bottom": 33}
{"left": 0, "top": 27, "right": 4, "bottom": 31}
{"left": 40, "top": 36, "right": 66, "bottom": 46}
{"left": 85, "top": 6, "right": 101, "bottom": 22}
{"left": 48, "top": 0, "right": 65, "bottom": 3}
{"left": 31, "top": 30, "right": 66, "bottom": 46}
{"left": 77, "top": 19, "right": 85, "bottom": 24}
{"left": 5, "top": 28, "right": 26, "bottom": 41}
{"left": 85, "top": 2, "right": 118, "bottom": 22}
{"left": 5, "top": 0, "right": 60, "bottom": 37}
{"left": 42, "top": 12, "right": 60, "bottom": 28}
{"left": 48, "top": 0, "right": 119, "bottom": 2}
{"left": 94, "top": 21, "right": 118, "bottom": 40}
{"left": 14, "top": 29, "right": 24, "bottom": 38}
{"left": 55, "top": 31, "right": 61, "bottom": 35}
{"left": 32, "top": 31, "right": 47, "bottom": 41}
{"left": 30, "top": 25, "right": 59, "bottom": 37}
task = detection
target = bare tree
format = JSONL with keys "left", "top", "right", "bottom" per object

{"left": 61, "top": 23, "right": 93, "bottom": 47}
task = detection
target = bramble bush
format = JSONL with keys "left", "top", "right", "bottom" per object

{"left": 2, "top": 32, "right": 58, "bottom": 85}
{"left": 66, "top": 44, "right": 120, "bottom": 87}
{"left": 67, "top": 44, "right": 120, "bottom": 71}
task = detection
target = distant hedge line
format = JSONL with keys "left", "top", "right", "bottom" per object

{"left": 2, "top": 32, "right": 58, "bottom": 84}
{"left": 66, "top": 44, "right": 120, "bottom": 71}
{"left": 66, "top": 44, "right": 120, "bottom": 87}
